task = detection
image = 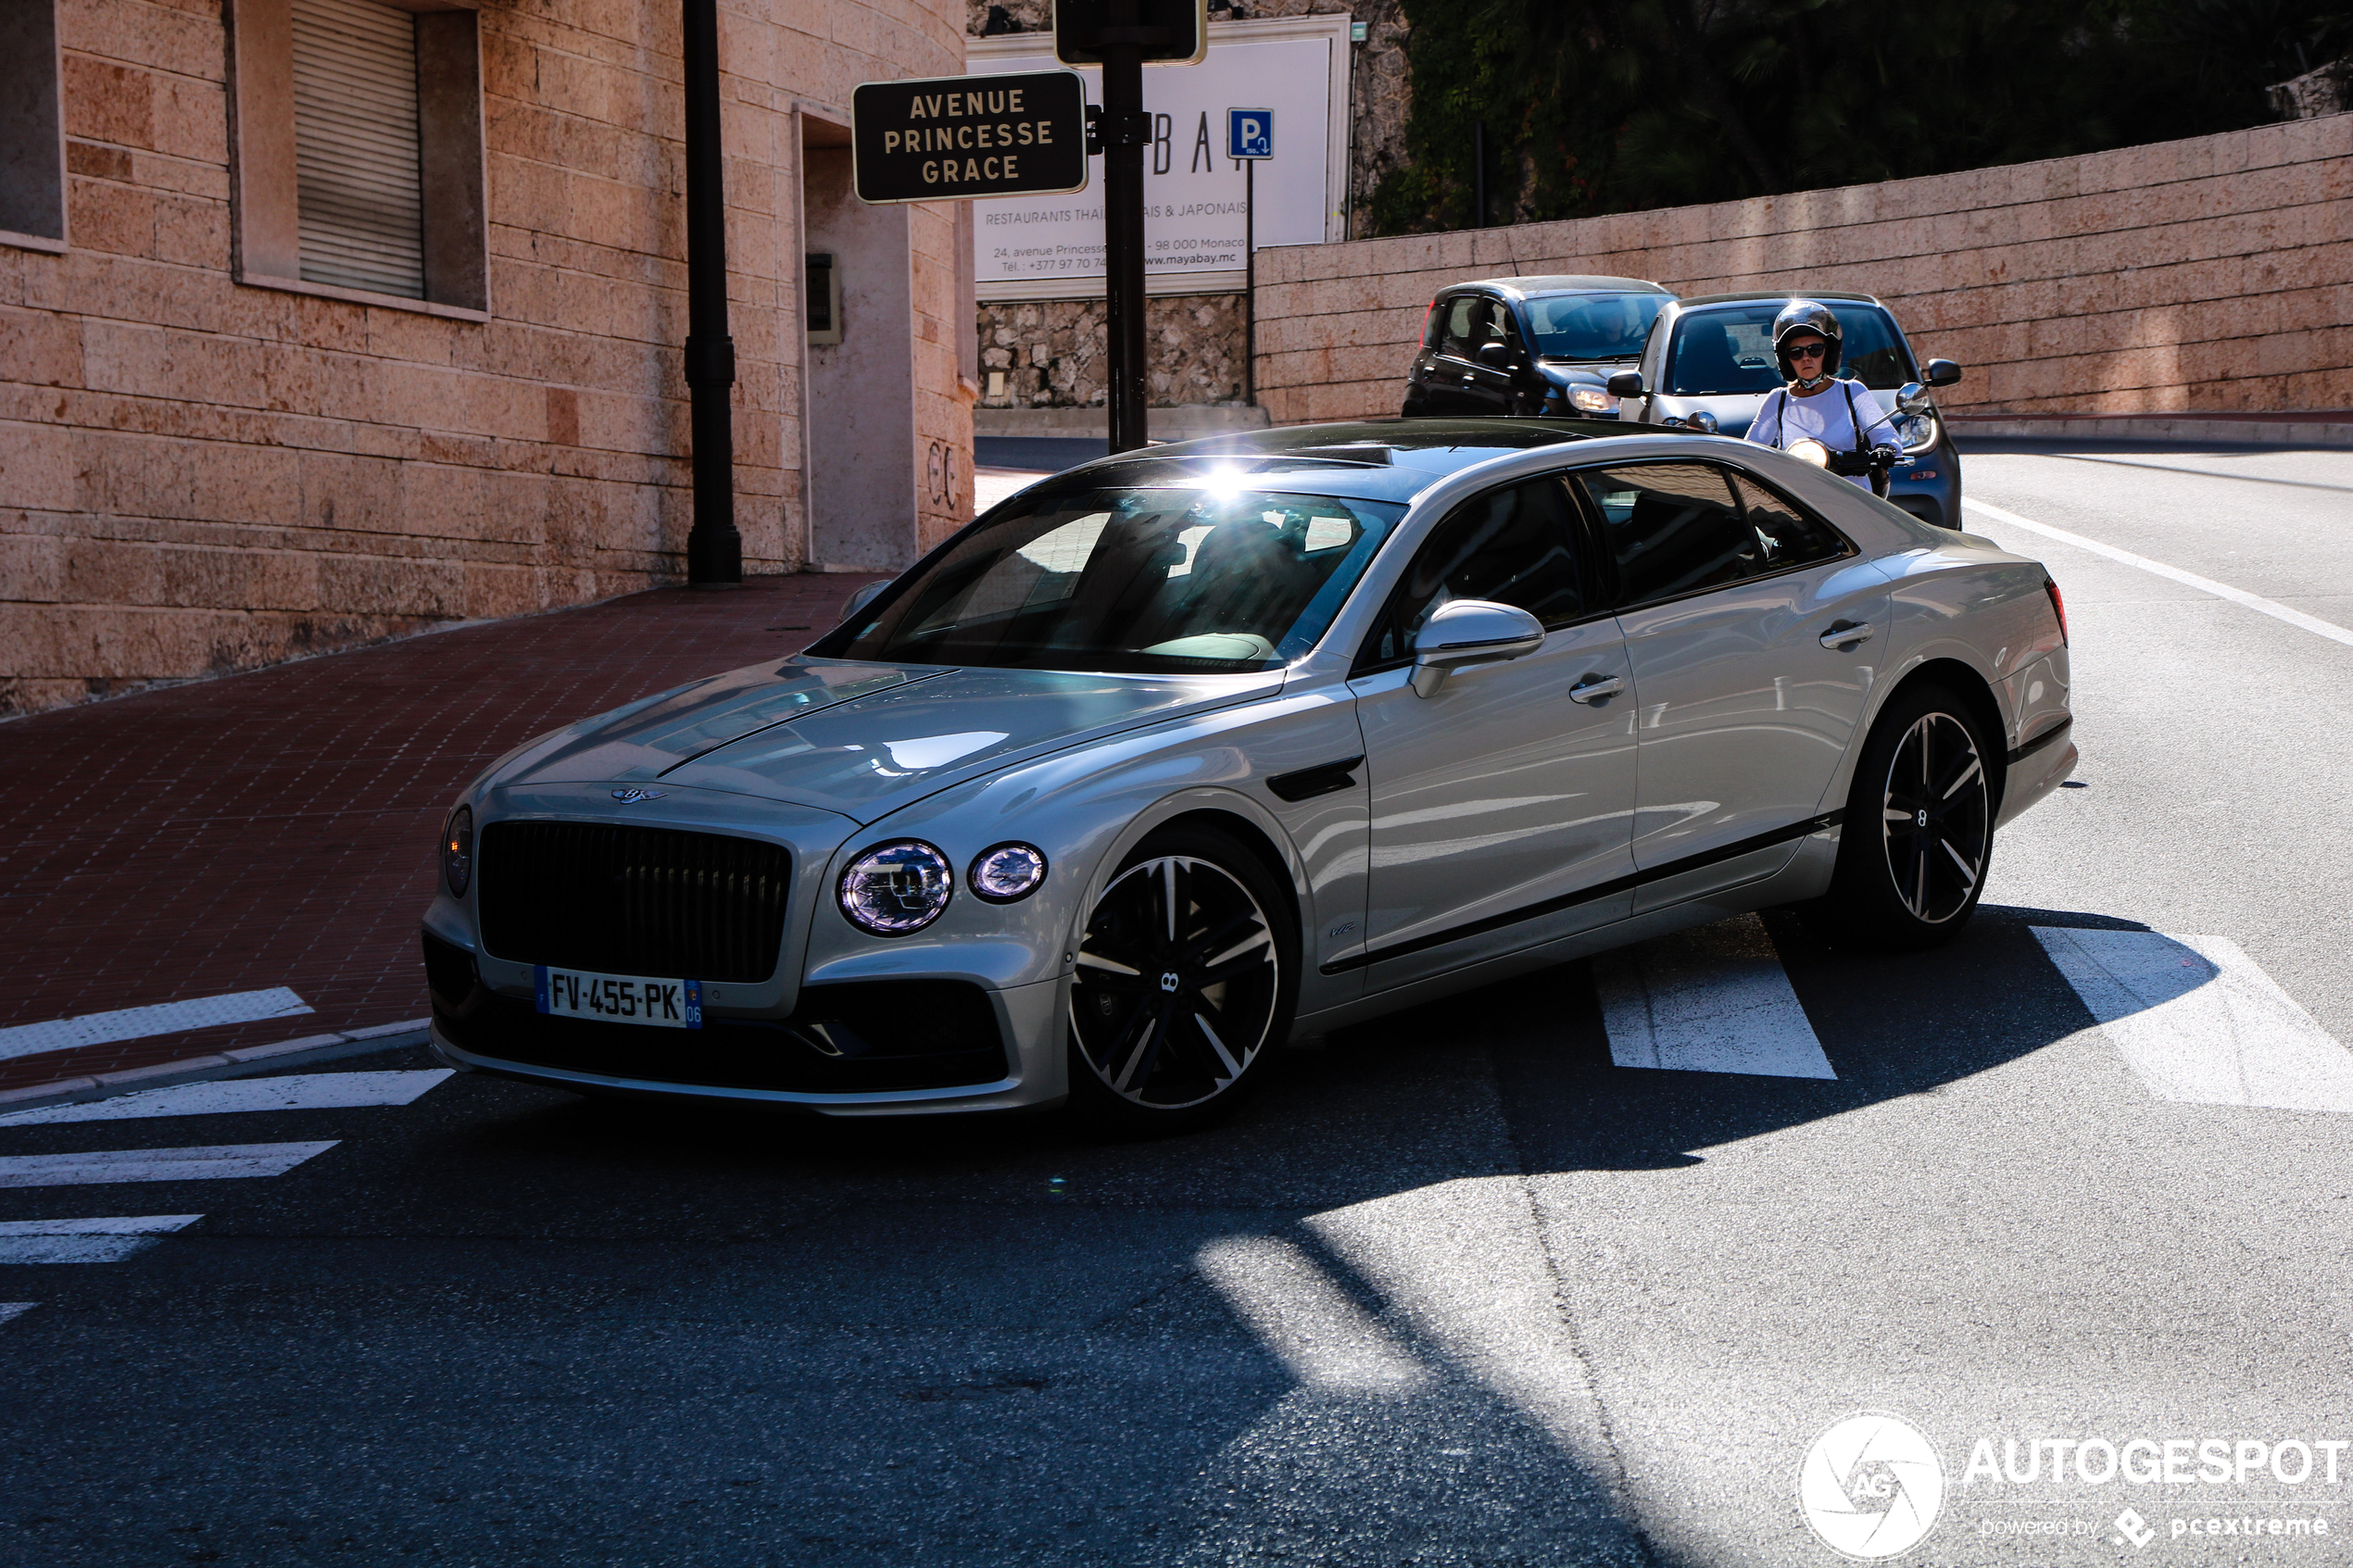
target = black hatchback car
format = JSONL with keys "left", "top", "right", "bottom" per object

{"left": 1402, "top": 276, "right": 1673, "bottom": 420}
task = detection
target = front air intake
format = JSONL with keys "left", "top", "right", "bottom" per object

{"left": 477, "top": 821, "right": 790, "bottom": 984}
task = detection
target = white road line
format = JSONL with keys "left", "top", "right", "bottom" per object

{"left": 1597, "top": 913, "right": 1837, "bottom": 1080}
{"left": 0, "top": 1142, "right": 337, "bottom": 1188}
{"left": 0, "top": 1214, "right": 204, "bottom": 1264}
{"left": 1963, "top": 498, "right": 2353, "bottom": 651}
{"left": 2033, "top": 928, "right": 2353, "bottom": 1114}
{"left": 0, "top": 1070, "right": 453, "bottom": 1126}
{"left": 0, "top": 988, "right": 314, "bottom": 1063}
{"left": 0, "top": 1303, "right": 33, "bottom": 1325}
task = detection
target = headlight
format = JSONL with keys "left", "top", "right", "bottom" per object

{"left": 837, "top": 840, "right": 953, "bottom": 935}
{"left": 968, "top": 842, "right": 1048, "bottom": 903}
{"left": 442, "top": 807, "right": 473, "bottom": 898}
{"left": 1896, "top": 410, "right": 1939, "bottom": 454}
{"left": 1568, "top": 386, "right": 1613, "bottom": 414}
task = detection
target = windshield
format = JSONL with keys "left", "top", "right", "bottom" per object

{"left": 1523, "top": 292, "right": 1665, "bottom": 361}
{"left": 1663, "top": 303, "right": 1917, "bottom": 395}
{"left": 817, "top": 484, "right": 1407, "bottom": 674}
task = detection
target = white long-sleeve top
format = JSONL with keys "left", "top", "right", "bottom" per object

{"left": 1745, "top": 379, "right": 1902, "bottom": 488}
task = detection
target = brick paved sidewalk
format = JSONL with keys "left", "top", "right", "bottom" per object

{"left": 0, "top": 574, "right": 855, "bottom": 1095}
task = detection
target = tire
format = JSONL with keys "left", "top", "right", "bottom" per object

{"left": 1066, "top": 824, "right": 1300, "bottom": 1135}
{"left": 1806, "top": 684, "right": 1997, "bottom": 951}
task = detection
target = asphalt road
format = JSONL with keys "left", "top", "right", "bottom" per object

{"left": 4, "top": 446, "right": 2351, "bottom": 1567}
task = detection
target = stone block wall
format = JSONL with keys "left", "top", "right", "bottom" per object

{"left": 1255, "top": 115, "right": 2353, "bottom": 425}
{"left": 1, "top": 0, "right": 970, "bottom": 718}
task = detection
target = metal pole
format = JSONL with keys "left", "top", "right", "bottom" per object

{"left": 1243, "top": 157, "right": 1254, "bottom": 407}
{"left": 1472, "top": 119, "right": 1487, "bottom": 230}
{"left": 681, "top": 0, "right": 741, "bottom": 585}
{"left": 1101, "top": 38, "right": 1150, "bottom": 453}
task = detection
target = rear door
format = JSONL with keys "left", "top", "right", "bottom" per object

{"left": 1571, "top": 458, "right": 1890, "bottom": 909}
{"left": 1345, "top": 473, "right": 1637, "bottom": 988}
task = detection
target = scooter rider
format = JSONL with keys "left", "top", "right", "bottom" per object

{"left": 1744, "top": 300, "right": 1903, "bottom": 496}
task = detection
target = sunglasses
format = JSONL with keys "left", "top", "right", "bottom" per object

{"left": 1785, "top": 342, "right": 1829, "bottom": 358}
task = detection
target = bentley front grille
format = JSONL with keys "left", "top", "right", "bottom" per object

{"left": 477, "top": 821, "right": 791, "bottom": 984}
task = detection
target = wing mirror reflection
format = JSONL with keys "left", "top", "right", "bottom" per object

{"left": 1895, "top": 382, "right": 1932, "bottom": 415}
{"left": 1605, "top": 370, "right": 1646, "bottom": 398}
{"left": 1924, "top": 358, "right": 1962, "bottom": 388}
{"left": 842, "top": 578, "right": 894, "bottom": 621}
{"left": 1409, "top": 599, "right": 1546, "bottom": 697}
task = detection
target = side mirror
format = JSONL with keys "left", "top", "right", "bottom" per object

{"left": 1688, "top": 409, "right": 1719, "bottom": 434}
{"left": 1605, "top": 370, "right": 1645, "bottom": 398}
{"left": 1408, "top": 599, "right": 1545, "bottom": 697}
{"left": 1924, "top": 358, "right": 1962, "bottom": 388}
{"left": 842, "top": 578, "right": 893, "bottom": 621}
{"left": 1894, "top": 381, "right": 1931, "bottom": 416}
{"left": 1476, "top": 342, "right": 1518, "bottom": 370}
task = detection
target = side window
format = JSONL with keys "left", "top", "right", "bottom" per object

{"left": 1360, "top": 477, "right": 1592, "bottom": 668}
{"left": 1440, "top": 296, "right": 1479, "bottom": 359}
{"left": 1421, "top": 300, "right": 1444, "bottom": 349}
{"left": 1728, "top": 472, "right": 1849, "bottom": 571}
{"left": 1576, "top": 462, "right": 1758, "bottom": 607}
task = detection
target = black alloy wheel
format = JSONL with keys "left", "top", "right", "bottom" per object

{"left": 1068, "top": 826, "right": 1296, "bottom": 1130}
{"left": 1807, "top": 685, "right": 1995, "bottom": 951}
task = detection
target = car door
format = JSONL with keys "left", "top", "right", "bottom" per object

{"left": 1416, "top": 294, "right": 1487, "bottom": 415}
{"left": 1344, "top": 473, "right": 1638, "bottom": 989}
{"left": 1570, "top": 458, "right": 1890, "bottom": 909}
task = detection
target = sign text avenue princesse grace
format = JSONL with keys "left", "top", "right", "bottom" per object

{"left": 851, "top": 71, "right": 1088, "bottom": 205}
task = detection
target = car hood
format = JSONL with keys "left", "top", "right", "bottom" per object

{"left": 1645, "top": 392, "right": 1770, "bottom": 437}
{"left": 1533, "top": 359, "right": 1633, "bottom": 389}
{"left": 522, "top": 661, "right": 1284, "bottom": 822}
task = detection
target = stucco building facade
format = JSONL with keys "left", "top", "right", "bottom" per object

{"left": 2, "top": 0, "right": 975, "bottom": 719}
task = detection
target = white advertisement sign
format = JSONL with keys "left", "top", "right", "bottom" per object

{"left": 966, "top": 15, "right": 1351, "bottom": 300}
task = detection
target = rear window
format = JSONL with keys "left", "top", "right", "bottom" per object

{"left": 1663, "top": 304, "right": 1917, "bottom": 395}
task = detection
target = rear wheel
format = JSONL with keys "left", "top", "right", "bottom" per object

{"left": 1806, "top": 685, "right": 1995, "bottom": 951}
{"left": 1066, "top": 826, "right": 1297, "bottom": 1134}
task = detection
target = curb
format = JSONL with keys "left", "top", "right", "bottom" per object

{"left": 1944, "top": 415, "right": 2353, "bottom": 449}
{"left": 0, "top": 1020, "right": 434, "bottom": 1117}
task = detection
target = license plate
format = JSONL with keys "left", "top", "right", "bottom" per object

{"left": 535, "top": 967, "right": 702, "bottom": 1029}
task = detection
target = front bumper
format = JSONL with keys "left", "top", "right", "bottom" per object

{"left": 423, "top": 928, "right": 1070, "bottom": 1115}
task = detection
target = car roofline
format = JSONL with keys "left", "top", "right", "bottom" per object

{"left": 1436, "top": 276, "right": 1674, "bottom": 300}
{"left": 1672, "top": 290, "right": 1883, "bottom": 307}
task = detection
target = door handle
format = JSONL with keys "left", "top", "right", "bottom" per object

{"left": 1567, "top": 674, "right": 1624, "bottom": 705}
{"left": 1819, "top": 621, "right": 1874, "bottom": 650}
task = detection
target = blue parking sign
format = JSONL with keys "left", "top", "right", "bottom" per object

{"left": 1227, "top": 108, "right": 1273, "bottom": 160}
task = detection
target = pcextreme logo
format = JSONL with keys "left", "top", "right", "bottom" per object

{"left": 1798, "top": 1411, "right": 1946, "bottom": 1559}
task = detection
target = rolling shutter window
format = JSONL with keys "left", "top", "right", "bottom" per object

{"left": 291, "top": 0, "right": 425, "bottom": 298}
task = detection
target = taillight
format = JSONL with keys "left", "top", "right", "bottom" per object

{"left": 2044, "top": 578, "right": 2068, "bottom": 645}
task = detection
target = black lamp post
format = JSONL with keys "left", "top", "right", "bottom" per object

{"left": 682, "top": 0, "right": 742, "bottom": 585}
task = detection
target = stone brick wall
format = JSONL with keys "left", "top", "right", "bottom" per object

{"left": 978, "top": 293, "right": 1246, "bottom": 407}
{"left": 1, "top": 0, "right": 970, "bottom": 718}
{"left": 1256, "top": 115, "right": 2353, "bottom": 425}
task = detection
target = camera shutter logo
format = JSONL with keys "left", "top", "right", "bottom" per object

{"left": 1796, "top": 1411, "right": 1944, "bottom": 1559}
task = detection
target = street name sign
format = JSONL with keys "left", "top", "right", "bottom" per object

{"left": 1227, "top": 107, "right": 1271, "bottom": 158}
{"left": 1053, "top": 0, "right": 1208, "bottom": 67}
{"left": 851, "top": 71, "right": 1088, "bottom": 204}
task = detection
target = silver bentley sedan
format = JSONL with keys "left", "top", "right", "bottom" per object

{"left": 421, "top": 420, "right": 2076, "bottom": 1130}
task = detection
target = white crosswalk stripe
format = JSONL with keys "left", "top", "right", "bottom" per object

{"left": 0, "top": 1070, "right": 452, "bottom": 1126}
{"left": 2033, "top": 927, "right": 2353, "bottom": 1114}
{"left": 0, "top": 988, "right": 313, "bottom": 1063}
{"left": 0, "top": 1142, "right": 338, "bottom": 1188}
{"left": 1596, "top": 913, "right": 1837, "bottom": 1080}
{"left": 0, "top": 1215, "right": 205, "bottom": 1264}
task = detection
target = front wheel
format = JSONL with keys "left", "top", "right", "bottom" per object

{"left": 1806, "top": 685, "right": 1995, "bottom": 951}
{"left": 1066, "top": 826, "right": 1298, "bottom": 1134}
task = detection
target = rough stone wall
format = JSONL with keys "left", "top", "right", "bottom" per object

{"left": 978, "top": 294, "right": 1245, "bottom": 407}
{"left": 1256, "top": 115, "right": 2353, "bottom": 424}
{"left": 0, "top": 0, "right": 970, "bottom": 718}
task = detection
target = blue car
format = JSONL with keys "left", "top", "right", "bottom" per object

{"left": 1609, "top": 292, "right": 1966, "bottom": 531}
{"left": 1402, "top": 275, "right": 1674, "bottom": 420}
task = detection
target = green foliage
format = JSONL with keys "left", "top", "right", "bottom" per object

{"left": 1368, "top": 0, "right": 2350, "bottom": 234}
